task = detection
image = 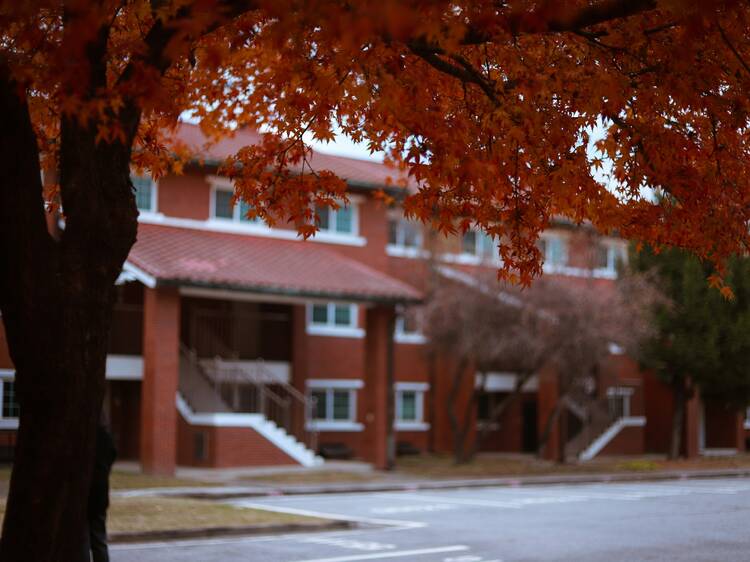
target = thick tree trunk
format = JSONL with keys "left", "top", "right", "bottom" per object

{"left": 0, "top": 67, "right": 139, "bottom": 561}
{"left": 537, "top": 399, "right": 564, "bottom": 460}
{"left": 669, "top": 380, "right": 686, "bottom": 460}
{"left": 446, "top": 357, "right": 472, "bottom": 464}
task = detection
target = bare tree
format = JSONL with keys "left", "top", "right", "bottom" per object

{"left": 425, "top": 265, "right": 658, "bottom": 464}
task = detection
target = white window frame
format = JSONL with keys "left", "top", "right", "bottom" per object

{"left": 461, "top": 229, "right": 497, "bottom": 259}
{"left": 131, "top": 174, "right": 159, "bottom": 215}
{"left": 306, "top": 302, "right": 365, "bottom": 338}
{"left": 394, "top": 307, "right": 426, "bottom": 345}
{"left": 209, "top": 183, "right": 262, "bottom": 225}
{"left": 606, "top": 386, "right": 634, "bottom": 418}
{"left": 386, "top": 213, "right": 424, "bottom": 258}
{"left": 0, "top": 369, "right": 19, "bottom": 429}
{"left": 539, "top": 232, "right": 570, "bottom": 273}
{"left": 394, "top": 382, "right": 429, "bottom": 431}
{"left": 442, "top": 227, "right": 500, "bottom": 266}
{"left": 593, "top": 240, "right": 628, "bottom": 279}
{"left": 306, "top": 379, "right": 364, "bottom": 431}
{"left": 315, "top": 199, "right": 360, "bottom": 237}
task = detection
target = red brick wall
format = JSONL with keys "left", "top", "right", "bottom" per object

{"left": 643, "top": 371, "right": 674, "bottom": 454}
{"left": 109, "top": 380, "right": 141, "bottom": 460}
{"left": 599, "top": 425, "right": 645, "bottom": 456}
{"left": 0, "top": 323, "right": 13, "bottom": 369}
{"left": 704, "top": 400, "right": 745, "bottom": 450}
{"left": 176, "top": 416, "right": 298, "bottom": 467}
{"left": 157, "top": 170, "right": 211, "bottom": 220}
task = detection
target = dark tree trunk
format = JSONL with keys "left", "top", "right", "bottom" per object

{"left": 669, "top": 380, "right": 686, "bottom": 460}
{"left": 537, "top": 399, "right": 564, "bottom": 460}
{"left": 446, "top": 357, "right": 473, "bottom": 464}
{"left": 472, "top": 371, "right": 532, "bottom": 454}
{"left": 0, "top": 65, "right": 139, "bottom": 561}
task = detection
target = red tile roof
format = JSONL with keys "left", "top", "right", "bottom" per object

{"left": 129, "top": 223, "right": 422, "bottom": 303}
{"left": 172, "top": 122, "right": 412, "bottom": 190}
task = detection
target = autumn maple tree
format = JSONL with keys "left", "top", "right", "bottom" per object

{"left": 2, "top": 0, "right": 750, "bottom": 559}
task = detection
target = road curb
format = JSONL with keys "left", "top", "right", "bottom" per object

{"left": 109, "top": 519, "right": 354, "bottom": 543}
{"left": 171, "top": 468, "right": 750, "bottom": 500}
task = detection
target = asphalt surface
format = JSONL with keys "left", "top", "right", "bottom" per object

{"left": 112, "top": 477, "right": 750, "bottom": 561}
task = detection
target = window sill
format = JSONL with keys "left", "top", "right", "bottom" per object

{"left": 395, "top": 333, "right": 427, "bottom": 345}
{"left": 0, "top": 419, "right": 19, "bottom": 430}
{"left": 440, "top": 253, "right": 501, "bottom": 266}
{"left": 307, "top": 325, "right": 365, "bottom": 339}
{"left": 386, "top": 245, "right": 427, "bottom": 258}
{"left": 313, "top": 231, "right": 367, "bottom": 247}
{"left": 137, "top": 215, "right": 368, "bottom": 247}
{"left": 306, "top": 421, "right": 364, "bottom": 432}
{"left": 394, "top": 421, "right": 430, "bottom": 432}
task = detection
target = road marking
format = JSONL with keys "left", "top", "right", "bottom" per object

{"left": 291, "top": 544, "right": 469, "bottom": 562}
{"left": 371, "top": 504, "right": 456, "bottom": 514}
{"left": 300, "top": 537, "right": 396, "bottom": 551}
{"left": 232, "top": 500, "right": 427, "bottom": 529}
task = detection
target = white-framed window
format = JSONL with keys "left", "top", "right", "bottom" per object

{"left": 211, "top": 185, "right": 261, "bottom": 224}
{"left": 315, "top": 202, "right": 358, "bottom": 235}
{"left": 131, "top": 175, "right": 157, "bottom": 213}
{"left": 0, "top": 370, "right": 19, "bottom": 429}
{"left": 606, "top": 386, "right": 634, "bottom": 419}
{"left": 594, "top": 241, "right": 627, "bottom": 277}
{"left": 387, "top": 214, "right": 423, "bottom": 257}
{"left": 394, "top": 307, "right": 426, "bottom": 344}
{"left": 306, "top": 379, "right": 364, "bottom": 431}
{"left": 538, "top": 234, "right": 568, "bottom": 269}
{"left": 306, "top": 302, "right": 364, "bottom": 338}
{"left": 461, "top": 229, "right": 496, "bottom": 260}
{"left": 395, "top": 382, "right": 429, "bottom": 431}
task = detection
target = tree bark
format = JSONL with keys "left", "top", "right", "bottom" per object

{"left": 446, "top": 357, "right": 472, "bottom": 464}
{"left": 537, "top": 399, "right": 565, "bottom": 460}
{"left": 669, "top": 380, "right": 686, "bottom": 460}
{"left": 0, "top": 65, "right": 138, "bottom": 560}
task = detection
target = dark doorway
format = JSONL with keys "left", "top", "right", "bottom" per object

{"left": 522, "top": 399, "right": 538, "bottom": 453}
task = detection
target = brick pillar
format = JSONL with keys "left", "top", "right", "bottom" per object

{"left": 140, "top": 286, "right": 180, "bottom": 475}
{"left": 537, "top": 367, "right": 560, "bottom": 462}
{"left": 291, "top": 305, "right": 309, "bottom": 443}
{"left": 683, "top": 389, "right": 701, "bottom": 459}
{"left": 363, "top": 305, "right": 395, "bottom": 469}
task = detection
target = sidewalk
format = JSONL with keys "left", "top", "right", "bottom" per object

{"left": 113, "top": 466, "right": 750, "bottom": 500}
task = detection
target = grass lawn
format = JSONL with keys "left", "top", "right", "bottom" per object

{"left": 394, "top": 453, "right": 750, "bottom": 479}
{"left": 107, "top": 496, "right": 325, "bottom": 534}
{"left": 0, "top": 495, "right": 326, "bottom": 535}
{"left": 0, "top": 465, "right": 217, "bottom": 495}
{"left": 240, "top": 470, "right": 379, "bottom": 485}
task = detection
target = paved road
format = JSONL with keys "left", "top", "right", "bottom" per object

{"left": 112, "top": 477, "right": 750, "bottom": 561}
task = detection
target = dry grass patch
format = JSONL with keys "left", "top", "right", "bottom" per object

{"left": 107, "top": 497, "right": 324, "bottom": 534}
{"left": 240, "top": 470, "right": 378, "bottom": 485}
{"left": 0, "top": 496, "right": 325, "bottom": 534}
{"left": 395, "top": 453, "right": 750, "bottom": 479}
{"left": 109, "top": 471, "right": 218, "bottom": 490}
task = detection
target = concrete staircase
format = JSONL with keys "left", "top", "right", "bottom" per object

{"left": 177, "top": 345, "right": 322, "bottom": 467}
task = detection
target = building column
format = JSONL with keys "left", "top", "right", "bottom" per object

{"left": 363, "top": 305, "right": 395, "bottom": 470}
{"left": 291, "top": 305, "right": 309, "bottom": 443}
{"left": 140, "top": 286, "right": 181, "bottom": 475}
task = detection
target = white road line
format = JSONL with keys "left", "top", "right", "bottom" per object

{"left": 232, "top": 500, "right": 427, "bottom": 529}
{"left": 290, "top": 544, "right": 469, "bottom": 562}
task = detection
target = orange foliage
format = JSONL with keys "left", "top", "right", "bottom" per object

{"left": 3, "top": 0, "right": 750, "bottom": 283}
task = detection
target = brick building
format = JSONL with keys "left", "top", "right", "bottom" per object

{"left": 0, "top": 123, "right": 747, "bottom": 473}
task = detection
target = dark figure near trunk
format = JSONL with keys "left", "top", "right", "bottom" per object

{"left": 84, "top": 423, "right": 117, "bottom": 562}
